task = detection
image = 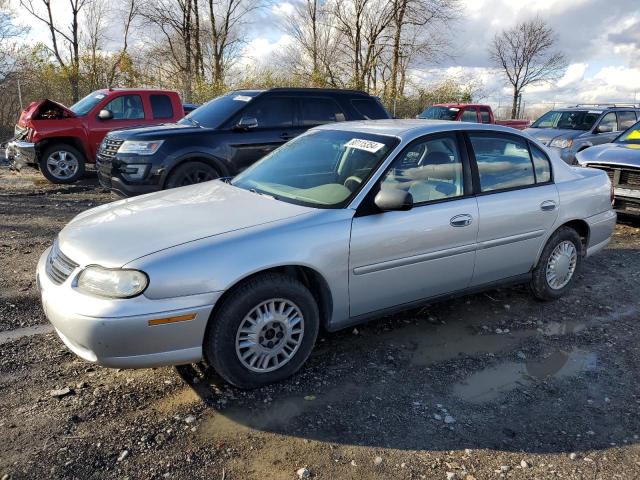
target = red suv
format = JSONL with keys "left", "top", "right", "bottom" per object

{"left": 6, "top": 88, "right": 184, "bottom": 183}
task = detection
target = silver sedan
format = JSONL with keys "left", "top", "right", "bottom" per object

{"left": 37, "top": 120, "right": 616, "bottom": 388}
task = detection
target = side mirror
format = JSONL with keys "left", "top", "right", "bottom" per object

{"left": 374, "top": 188, "right": 413, "bottom": 212}
{"left": 236, "top": 116, "right": 258, "bottom": 130}
{"left": 98, "top": 109, "right": 113, "bottom": 120}
{"left": 596, "top": 124, "right": 613, "bottom": 134}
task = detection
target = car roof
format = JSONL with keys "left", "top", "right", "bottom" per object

{"left": 96, "top": 88, "right": 179, "bottom": 95}
{"left": 232, "top": 87, "right": 372, "bottom": 97}
{"left": 433, "top": 103, "right": 490, "bottom": 108}
{"left": 314, "top": 119, "right": 526, "bottom": 139}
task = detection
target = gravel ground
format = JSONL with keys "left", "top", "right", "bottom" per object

{"left": 1, "top": 166, "right": 640, "bottom": 480}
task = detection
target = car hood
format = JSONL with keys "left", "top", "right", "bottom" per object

{"left": 107, "top": 122, "right": 204, "bottom": 140}
{"left": 18, "top": 99, "right": 76, "bottom": 127}
{"left": 57, "top": 181, "right": 314, "bottom": 267}
{"left": 524, "top": 128, "right": 583, "bottom": 146}
{"left": 577, "top": 142, "right": 640, "bottom": 169}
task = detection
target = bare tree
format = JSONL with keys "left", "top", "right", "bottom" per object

{"left": 386, "top": 0, "right": 459, "bottom": 101}
{"left": 489, "top": 17, "right": 567, "bottom": 118}
{"left": 20, "top": 0, "right": 89, "bottom": 102}
{"left": 108, "top": 0, "right": 140, "bottom": 86}
{"left": 208, "top": 0, "right": 259, "bottom": 87}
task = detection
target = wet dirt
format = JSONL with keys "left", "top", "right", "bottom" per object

{"left": 2, "top": 167, "right": 640, "bottom": 479}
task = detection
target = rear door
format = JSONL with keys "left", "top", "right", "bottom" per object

{"left": 299, "top": 96, "right": 347, "bottom": 127}
{"left": 349, "top": 132, "right": 478, "bottom": 317}
{"left": 226, "top": 95, "right": 302, "bottom": 172}
{"left": 467, "top": 132, "right": 558, "bottom": 286}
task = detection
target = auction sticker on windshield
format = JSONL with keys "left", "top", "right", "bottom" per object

{"left": 345, "top": 138, "right": 386, "bottom": 153}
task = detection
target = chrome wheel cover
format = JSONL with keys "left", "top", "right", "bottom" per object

{"left": 546, "top": 240, "right": 578, "bottom": 290}
{"left": 46, "top": 150, "right": 79, "bottom": 180}
{"left": 235, "top": 298, "right": 305, "bottom": 373}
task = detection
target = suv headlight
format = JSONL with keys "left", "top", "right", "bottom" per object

{"left": 77, "top": 266, "right": 148, "bottom": 298}
{"left": 550, "top": 138, "right": 573, "bottom": 149}
{"left": 119, "top": 140, "right": 164, "bottom": 155}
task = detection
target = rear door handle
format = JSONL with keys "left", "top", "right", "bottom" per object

{"left": 540, "top": 200, "right": 557, "bottom": 211}
{"left": 450, "top": 214, "right": 473, "bottom": 227}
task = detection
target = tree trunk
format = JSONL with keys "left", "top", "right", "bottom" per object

{"left": 389, "top": 0, "right": 406, "bottom": 102}
{"left": 511, "top": 87, "right": 519, "bottom": 119}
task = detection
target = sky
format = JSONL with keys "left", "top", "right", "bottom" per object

{"left": 10, "top": 0, "right": 640, "bottom": 115}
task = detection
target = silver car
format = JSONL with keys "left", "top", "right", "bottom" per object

{"left": 37, "top": 120, "right": 616, "bottom": 388}
{"left": 525, "top": 106, "right": 640, "bottom": 165}
{"left": 577, "top": 120, "right": 640, "bottom": 216}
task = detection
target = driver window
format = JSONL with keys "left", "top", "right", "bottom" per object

{"left": 103, "top": 95, "right": 144, "bottom": 120}
{"left": 238, "top": 97, "right": 294, "bottom": 128}
{"left": 380, "top": 134, "right": 464, "bottom": 204}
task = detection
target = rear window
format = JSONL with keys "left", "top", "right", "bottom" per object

{"left": 150, "top": 95, "right": 174, "bottom": 119}
{"left": 618, "top": 111, "right": 637, "bottom": 130}
{"left": 300, "top": 98, "right": 346, "bottom": 126}
{"left": 479, "top": 108, "right": 491, "bottom": 124}
{"left": 351, "top": 98, "right": 388, "bottom": 120}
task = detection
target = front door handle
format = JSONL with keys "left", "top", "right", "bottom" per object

{"left": 450, "top": 214, "right": 473, "bottom": 227}
{"left": 280, "top": 133, "right": 293, "bottom": 140}
{"left": 540, "top": 200, "right": 557, "bottom": 211}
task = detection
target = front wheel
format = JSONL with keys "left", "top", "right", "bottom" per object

{"left": 165, "top": 161, "right": 220, "bottom": 189}
{"left": 204, "top": 274, "right": 319, "bottom": 389}
{"left": 39, "top": 144, "right": 85, "bottom": 183}
{"left": 530, "top": 227, "right": 582, "bottom": 301}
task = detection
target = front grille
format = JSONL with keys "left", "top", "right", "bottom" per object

{"left": 96, "top": 154, "right": 113, "bottom": 188}
{"left": 45, "top": 242, "right": 79, "bottom": 285}
{"left": 620, "top": 170, "right": 640, "bottom": 187}
{"left": 99, "top": 138, "right": 124, "bottom": 158}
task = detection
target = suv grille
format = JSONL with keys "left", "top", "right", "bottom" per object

{"left": 99, "top": 138, "right": 124, "bottom": 158}
{"left": 45, "top": 242, "right": 79, "bottom": 285}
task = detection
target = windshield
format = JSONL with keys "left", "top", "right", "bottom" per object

{"left": 531, "top": 110, "right": 601, "bottom": 131}
{"left": 69, "top": 91, "right": 108, "bottom": 115}
{"left": 179, "top": 91, "right": 260, "bottom": 128}
{"left": 232, "top": 130, "right": 399, "bottom": 208}
{"left": 418, "top": 106, "right": 458, "bottom": 120}
{"left": 615, "top": 121, "right": 640, "bottom": 145}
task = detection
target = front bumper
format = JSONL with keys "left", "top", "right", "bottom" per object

{"left": 6, "top": 140, "right": 37, "bottom": 170}
{"left": 37, "top": 247, "right": 222, "bottom": 368}
{"left": 96, "top": 153, "right": 163, "bottom": 197}
{"left": 613, "top": 188, "right": 640, "bottom": 216}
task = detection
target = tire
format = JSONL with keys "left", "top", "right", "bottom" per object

{"left": 165, "top": 161, "right": 220, "bottom": 189}
{"left": 530, "top": 227, "right": 583, "bottom": 301}
{"left": 39, "top": 144, "right": 85, "bottom": 184}
{"left": 204, "top": 273, "right": 320, "bottom": 389}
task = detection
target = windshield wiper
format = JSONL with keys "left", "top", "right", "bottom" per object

{"left": 249, "top": 188, "right": 278, "bottom": 200}
{"left": 187, "top": 117, "right": 201, "bottom": 128}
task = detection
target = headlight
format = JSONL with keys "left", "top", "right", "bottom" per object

{"left": 550, "top": 138, "right": 573, "bottom": 149}
{"left": 77, "top": 266, "right": 148, "bottom": 298}
{"left": 118, "top": 140, "right": 164, "bottom": 155}
{"left": 119, "top": 163, "right": 149, "bottom": 181}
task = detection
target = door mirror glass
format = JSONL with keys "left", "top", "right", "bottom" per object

{"left": 236, "top": 116, "right": 258, "bottom": 130}
{"left": 596, "top": 124, "right": 613, "bottom": 134}
{"left": 374, "top": 188, "right": 413, "bottom": 211}
{"left": 98, "top": 109, "right": 113, "bottom": 120}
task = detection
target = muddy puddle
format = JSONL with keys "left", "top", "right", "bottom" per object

{"left": 452, "top": 348, "right": 598, "bottom": 403}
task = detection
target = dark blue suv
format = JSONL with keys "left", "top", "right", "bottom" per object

{"left": 97, "top": 88, "right": 390, "bottom": 197}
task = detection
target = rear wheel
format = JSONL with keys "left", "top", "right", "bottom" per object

{"left": 165, "top": 161, "right": 220, "bottom": 189}
{"left": 204, "top": 273, "right": 319, "bottom": 389}
{"left": 39, "top": 144, "right": 85, "bottom": 184}
{"left": 530, "top": 227, "right": 582, "bottom": 301}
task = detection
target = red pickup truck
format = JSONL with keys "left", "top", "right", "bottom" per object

{"left": 417, "top": 103, "right": 530, "bottom": 130}
{"left": 7, "top": 88, "right": 184, "bottom": 183}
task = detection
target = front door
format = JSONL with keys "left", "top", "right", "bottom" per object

{"left": 88, "top": 94, "right": 149, "bottom": 159}
{"left": 227, "top": 96, "right": 302, "bottom": 172}
{"left": 466, "top": 132, "right": 559, "bottom": 286}
{"left": 349, "top": 133, "right": 478, "bottom": 317}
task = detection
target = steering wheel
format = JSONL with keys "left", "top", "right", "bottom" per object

{"left": 343, "top": 176, "right": 363, "bottom": 192}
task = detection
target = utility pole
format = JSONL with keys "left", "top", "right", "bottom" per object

{"left": 17, "top": 78, "right": 23, "bottom": 110}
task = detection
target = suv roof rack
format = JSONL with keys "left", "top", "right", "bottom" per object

{"left": 573, "top": 103, "right": 639, "bottom": 109}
